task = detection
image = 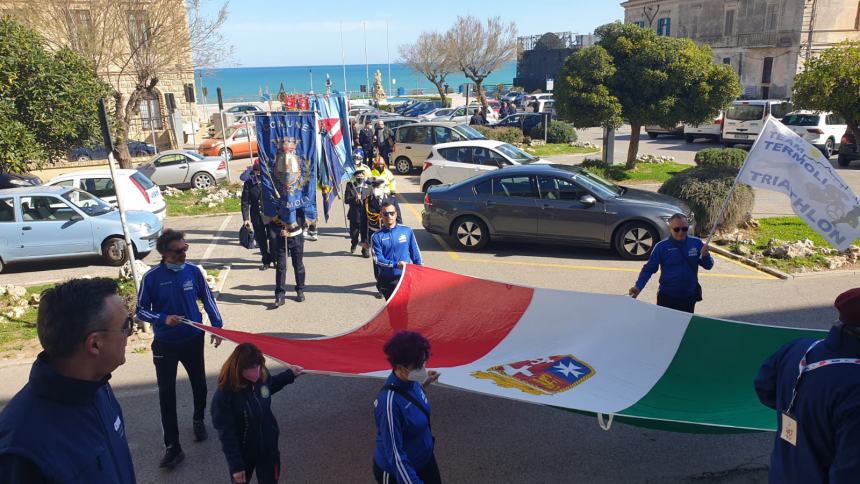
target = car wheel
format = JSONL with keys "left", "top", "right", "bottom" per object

{"left": 422, "top": 179, "right": 442, "bottom": 193}
{"left": 451, "top": 216, "right": 489, "bottom": 251}
{"left": 0, "top": 257, "right": 4, "bottom": 274}
{"left": 102, "top": 237, "right": 129, "bottom": 266}
{"left": 191, "top": 172, "right": 216, "bottom": 189}
{"left": 685, "top": 135, "right": 695, "bottom": 143}
{"left": 220, "top": 148, "right": 232, "bottom": 161}
{"left": 615, "top": 221, "right": 658, "bottom": 260}
{"left": 647, "top": 132, "right": 658, "bottom": 139}
{"left": 77, "top": 154, "right": 92, "bottom": 162}
{"left": 394, "top": 156, "right": 413, "bottom": 175}
{"left": 838, "top": 154, "right": 851, "bottom": 167}
{"left": 822, "top": 138, "right": 835, "bottom": 159}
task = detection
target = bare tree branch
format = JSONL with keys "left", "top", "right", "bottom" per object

{"left": 447, "top": 16, "right": 517, "bottom": 112}
{"left": 399, "top": 32, "right": 455, "bottom": 106}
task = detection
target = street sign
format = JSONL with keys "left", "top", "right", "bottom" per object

{"left": 546, "top": 78, "right": 554, "bottom": 92}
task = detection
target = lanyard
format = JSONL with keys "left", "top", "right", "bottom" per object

{"left": 785, "top": 339, "right": 860, "bottom": 415}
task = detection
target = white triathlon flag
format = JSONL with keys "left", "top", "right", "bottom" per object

{"left": 737, "top": 117, "right": 860, "bottom": 251}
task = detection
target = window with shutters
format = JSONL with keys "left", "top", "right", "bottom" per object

{"left": 67, "top": 10, "right": 92, "bottom": 51}
{"left": 724, "top": 10, "right": 735, "bottom": 36}
{"left": 127, "top": 10, "right": 151, "bottom": 49}
{"left": 657, "top": 18, "right": 671, "bottom": 36}
{"left": 762, "top": 57, "right": 774, "bottom": 84}
{"left": 765, "top": 4, "right": 778, "bottom": 31}
{"left": 139, "top": 92, "right": 163, "bottom": 130}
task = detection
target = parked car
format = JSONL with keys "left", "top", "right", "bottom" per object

{"left": 503, "top": 91, "right": 525, "bottom": 107}
{"left": 418, "top": 107, "right": 455, "bottom": 121}
{"left": 209, "top": 104, "right": 263, "bottom": 128}
{"left": 684, "top": 112, "right": 724, "bottom": 143}
{"left": 838, "top": 126, "right": 859, "bottom": 167}
{"left": 489, "top": 113, "right": 545, "bottom": 135}
{"left": 198, "top": 124, "right": 258, "bottom": 161}
{"left": 419, "top": 140, "right": 545, "bottom": 192}
{"left": 422, "top": 164, "right": 691, "bottom": 259}
{"left": 722, "top": 99, "right": 793, "bottom": 147}
{"left": 392, "top": 121, "right": 486, "bottom": 175}
{"left": 0, "top": 171, "right": 41, "bottom": 189}
{"left": 70, "top": 140, "right": 155, "bottom": 162}
{"left": 781, "top": 110, "right": 847, "bottom": 158}
{"left": 401, "top": 101, "right": 445, "bottom": 117}
{"left": 645, "top": 122, "right": 685, "bottom": 139}
{"left": 138, "top": 150, "right": 228, "bottom": 189}
{"left": 377, "top": 117, "right": 417, "bottom": 130}
{"left": 356, "top": 110, "right": 398, "bottom": 126}
{"left": 45, "top": 169, "right": 166, "bottom": 221}
{"left": 0, "top": 186, "right": 162, "bottom": 272}
{"left": 395, "top": 99, "right": 422, "bottom": 114}
{"left": 445, "top": 105, "right": 499, "bottom": 124}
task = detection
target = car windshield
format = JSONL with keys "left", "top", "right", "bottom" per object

{"left": 62, "top": 189, "right": 113, "bottom": 216}
{"left": 782, "top": 114, "right": 820, "bottom": 126}
{"left": 495, "top": 143, "right": 537, "bottom": 163}
{"left": 575, "top": 170, "right": 623, "bottom": 198}
{"left": 454, "top": 125, "right": 485, "bottom": 140}
{"left": 726, "top": 104, "right": 765, "bottom": 121}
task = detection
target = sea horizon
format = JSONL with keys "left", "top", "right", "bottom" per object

{"left": 195, "top": 61, "right": 517, "bottom": 103}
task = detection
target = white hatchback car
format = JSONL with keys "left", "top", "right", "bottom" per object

{"left": 419, "top": 140, "right": 545, "bottom": 192}
{"left": 781, "top": 110, "right": 847, "bottom": 158}
{"left": 46, "top": 169, "right": 166, "bottom": 221}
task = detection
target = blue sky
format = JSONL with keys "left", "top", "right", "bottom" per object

{"left": 203, "top": 0, "right": 623, "bottom": 67}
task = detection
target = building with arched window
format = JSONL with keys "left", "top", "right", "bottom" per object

{"left": 621, "top": 0, "right": 860, "bottom": 99}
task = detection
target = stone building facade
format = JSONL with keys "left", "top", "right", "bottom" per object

{"left": 621, "top": 0, "right": 860, "bottom": 99}
{"left": 0, "top": 0, "right": 199, "bottom": 149}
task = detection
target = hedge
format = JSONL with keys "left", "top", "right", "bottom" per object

{"left": 694, "top": 148, "right": 747, "bottom": 169}
{"left": 659, "top": 165, "right": 754, "bottom": 235}
{"left": 529, "top": 121, "right": 577, "bottom": 143}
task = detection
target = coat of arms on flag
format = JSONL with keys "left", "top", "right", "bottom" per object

{"left": 472, "top": 355, "right": 595, "bottom": 396}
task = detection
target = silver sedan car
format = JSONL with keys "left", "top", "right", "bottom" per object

{"left": 137, "top": 150, "right": 228, "bottom": 189}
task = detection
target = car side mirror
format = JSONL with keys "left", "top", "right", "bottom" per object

{"left": 70, "top": 214, "right": 84, "bottom": 222}
{"left": 580, "top": 195, "right": 597, "bottom": 206}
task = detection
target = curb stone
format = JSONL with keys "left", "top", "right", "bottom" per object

{"left": 708, "top": 245, "right": 791, "bottom": 280}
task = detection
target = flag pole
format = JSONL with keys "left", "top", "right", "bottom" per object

{"left": 387, "top": 21, "right": 392, "bottom": 98}
{"left": 703, "top": 117, "right": 773, "bottom": 246}
{"left": 340, "top": 22, "right": 348, "bottom": 95}
{"left": 363, "top": 21, "right": 370, "bottom": 99}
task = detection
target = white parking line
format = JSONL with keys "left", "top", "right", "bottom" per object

{"left": 202, "top": 215, "right": 232, "bottom": 262}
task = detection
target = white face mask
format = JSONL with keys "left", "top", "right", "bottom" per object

{"left": 407, "top": 367, "right": 428, "bottom": 383}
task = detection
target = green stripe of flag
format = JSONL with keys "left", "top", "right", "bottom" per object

{"left": 618, "top": 315, "right": 825, "bottom": 432}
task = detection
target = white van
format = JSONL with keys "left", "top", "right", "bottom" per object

{"left": 722, "top": 100, "right": 793, "bottom": 147}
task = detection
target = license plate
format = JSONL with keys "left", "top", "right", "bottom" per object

{"left": 733, "top": 134, "right": 749, "bottom": 140}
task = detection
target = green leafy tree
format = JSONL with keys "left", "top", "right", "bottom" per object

{"left": 555, "top": 23, "right": 740, "bottom": 168}
{"left": 793, "top": 40, "right": 860, "bottom": 165}
{"left": 0, "top": 17, "right": 110, "bottom": 172}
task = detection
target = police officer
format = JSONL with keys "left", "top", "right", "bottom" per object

{"left": 370, "top": 154, "right": 401, "bottom": 224}
{"left": 346, "top": 148, "right": 372, "bottom": 258}
{"left": 267, "top": 209, "right": 307, "bottom": 306}
{"left": 755, "top": 287, "right": 860, "bottom": 482}
{"left": 629, "top": 213, "right": 713, "bottom": 313}
{"left": 241, "top": 161, "right": 271, "bottom": 270}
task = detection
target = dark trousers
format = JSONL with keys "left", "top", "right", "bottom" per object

{"left": 234, "top": 452, "right": 280, "bottom": 484}
{"left": 373, "top": 454, "right": 441, "bottom": 484}
{"left": 347, "top": 203, "right": 366, "bottom": 247}
{"left": 267, "top": 224, "right": 306, "bottom": 297}
{"left": 376, "top": 277, "right": 398, "bottom": 300}
{"left": 152, "top": 333, "right": 207, "bottom": 448}
{"left": 380, "top": 147, "right": 392, "bottom": 165}
{"left": 657, "top": 292, "right": 697, "bottom": 313}
{"left": 251, "top": 220, "right": 270, "bottom": 265}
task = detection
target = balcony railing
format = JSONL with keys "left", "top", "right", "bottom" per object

{"left": 695, "top": 30, "right": 799, "bottom": 49}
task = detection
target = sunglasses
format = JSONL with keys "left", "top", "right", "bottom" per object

{"left": 382, "top": 211, "right": 397, "bottom": 217}
{"left": 672, "top": 226, "right": 690, "bottom": 233}
{"left": 169, "top": 244, "right": 189, "bottom": 254}
{"left": 92, "top": 315, "right": 134, "bottom": 338}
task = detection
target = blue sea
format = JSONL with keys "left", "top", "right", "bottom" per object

{"left": 195, "top": 62, "right": 517, "bottom": 103}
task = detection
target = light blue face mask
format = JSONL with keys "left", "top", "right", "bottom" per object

{"left": 165, "top": 262, "right": 186, "bottom": 272}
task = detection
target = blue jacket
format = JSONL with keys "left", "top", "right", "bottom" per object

{"left": 373, "top": 373, "right": 434, "bottom": 483}
{"left": 0, "top": 353, "right": 136, "bottom": 483}
{"left": 372, "top": 225, "right": 423, "bottom": 283}
{"left": 211, "top": 369, "right": 296, "bottom": 475}
{"left": 635, "top": 236, "right": 714, "bottom": 298}
{"left": 137, "top": 262, "right": 223, "bottom": 344}
{"left": 755, "top": 326, "right": 860, "bottom": 484}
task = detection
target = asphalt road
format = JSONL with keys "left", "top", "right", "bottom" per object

{"left": 2, "top": 133, "right": 859, "bottom": 483}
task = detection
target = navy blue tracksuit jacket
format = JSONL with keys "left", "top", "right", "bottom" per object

{"left": 373, "top": 373, "right": 434, "bottom": 483}
{"left": 635, "top": 236, "right": 714, "bottom": 298}
{"left": 372, "top": 225, "right": 423, "bottom": 283}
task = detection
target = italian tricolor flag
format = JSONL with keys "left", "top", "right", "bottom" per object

{"left": 198, "top": 266, "right": 824, "bottom": 432}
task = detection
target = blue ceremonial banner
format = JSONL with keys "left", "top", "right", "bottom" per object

{"left": 316, "top": 93, "right": 354, "bottom": 221}
{"left": 255, "top": 112, "right": 318, "bottom": 228}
